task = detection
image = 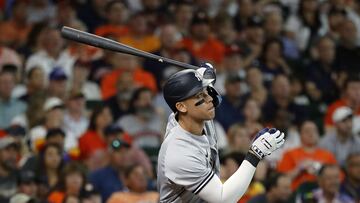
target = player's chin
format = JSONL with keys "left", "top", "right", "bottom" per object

{"left": 205, "top": 108, "right": 216, "bottom": 119}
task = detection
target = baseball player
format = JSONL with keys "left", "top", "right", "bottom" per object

{"left": 157, "top": 64, "right": 285, "bottom": 203}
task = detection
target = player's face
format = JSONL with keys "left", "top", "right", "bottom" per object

{"left": 182, "top": 88, "right": 215, "bottom": 120}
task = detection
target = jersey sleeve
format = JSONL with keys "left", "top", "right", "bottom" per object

{"left": 164, "top": 140, "right": 214, "bottom": 195}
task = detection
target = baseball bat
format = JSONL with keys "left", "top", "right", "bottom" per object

{"left": 61, "top": 26, "right": 199, "bottom": 69}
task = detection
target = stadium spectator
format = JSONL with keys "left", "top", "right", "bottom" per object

{"left": 78, "top": 105, "right": 112, "bottom": 171}
{"left": 324, "top": 75, "right": 360, "bottom": 134}
{"left": 215, "top": 74, "right": 244, "bottom": 131}
{"left": 100, "top": 53, "right": 157, "bottom": 100}
{"left": 94, "top": 0, "right": 129, "bottom": 38}
{"left": 336, "top": 19, "right": 360, "bottom": 75}
{"left": 182, "top": 11, "right": 225, "bottom": 65}
{"left": 247, "top": 172, "right": 292, "bottom": 203}
{"left": 25, "top": 26, "right": 74, "bottom": 78}
{"left": 277, "top": 120, "right": 337, "bottom": 190}
{"left": 0, "top": 70, "right": 27, "bottom": 129}
{"left": 119, "top": 11, "right": 160, "bottom": 53}
{"left": 0, "top": 0, "right": 32, "bottom": 48}
{"left": 298, "top": 164, "right": 354, "bottom": 203}
{"left": 63, "top": 91, "right": 89, "bottom": 149}
{"left": 89, "top": 138, "right": 130, "bottom": 202}
{"left": 320, "top": 106, "right": 360, "bottom": 166}
{"left": 18, "top": 66, "right": 46, "bottom": 103}
{"left": 0, "top": 136, "right": 20, "bottom": 203}
{"left": 47, "top": 162, "right": 88, "bottom": 203}
{"left": 117, "top": 87, "right": 165, "bottom": 148}
{"left": 107, "top": 164, "right": 159, "bottom": 203}
{"left": 34, "top": 143, "right": 64, "bottom": 191}
{"left": 341, "top": 152, "right": 360, "bottom": 202}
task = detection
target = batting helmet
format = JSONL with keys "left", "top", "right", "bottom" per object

{"left": 163, "top": 68, "right": 221, "bottom": 112}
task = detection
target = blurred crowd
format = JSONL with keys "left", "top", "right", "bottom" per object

{"left": 1, "top": 0, "right": 360, "bottom": 202}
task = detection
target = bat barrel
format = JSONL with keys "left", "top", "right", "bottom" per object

{"left": 61, "top": 26, "right": 199, "bottom": 70}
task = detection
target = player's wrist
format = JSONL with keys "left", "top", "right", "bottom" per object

{"left": 245, "top": 150, "right": 261, "bottom": 167}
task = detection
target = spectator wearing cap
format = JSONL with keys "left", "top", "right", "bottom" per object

{"left": 215, "top": 74, "right": 244, "bottom": 131}
{"left": 298, "top": 164, "right": 354, "bottom": 203}
{"left": 16, "top": 170, "right": 38, "bottom": 199}
{"left": 28, "top": 97, "right": 78, "bottom": 156}
{"left": 341, "top": 152, "right": 360, "bottom": 202}
{"left": 63, "top": 91, "right": 89, "bottom": 146}
{"left": 18, "top": 66, "right": 46, "bottom": 103}
{"left": 0, "top": 136, "right": 20, "bottom": 203}
{"left": 94, "top": 0, "right": 129, "bottom": 38}
{"left": 103, "top": 124, "right": 153, "bottom": 178}
{"left": 277, "top": 120, "right": 337, "bottom": 190}
{"left": 89, "top": 138, "right": 131, "bottom": 202}
{"left": 25, "top": 26, "right": 74, "bottom": 79}
{"left": 119, "top": 11, "right": 160, "bottom": 53}
{"left": 48, "top": 67, "right": 68, "bottom": 101}
{"left": 107, "top": 164, "right": 159, "bottom": 203}
{"left": 320, "top": 106, "right": 360, "bottom": 166}
{"left": 181, "top": 11, "right": 225, "bottom": 65}
{"left": 0, "top": 69, "right": 27, "bottom": 129}
{"left": 80, "top": 183, "right": 101, "bottom": 203}
{"left": 324, "top": 76, "right": 360, "bottom": 135}
{"left": 78, "top": 105, "right": 113, "bottom": 171}
{"left": 70, "top": 61, "right": 101, "bottom": 101}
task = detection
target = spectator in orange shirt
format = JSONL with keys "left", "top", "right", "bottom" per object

{"left": 119, "top": 12, "right": 160, "bottom": 53}
{"left": 78, "top": 105, "right": 113, "bottom": 171}
{"left": 277, "top": 120, "right": 337, "bottom": 190}
{"left": 0, "top": 0, "right": 32, "bottom": 48}
{"left": 324, "top": 75, "right": 360, "bottom": 134}
{"left": 94, "top": 0, "right": 129, "bottom": 38}
{"left": 107, "top": 164, "right": 159, "bottom": 203}
{"left": 100, "top": 53, "right": 157, "bottom": 100}
{"left": 182, "top": 11, "right": 225, "bottom": 65}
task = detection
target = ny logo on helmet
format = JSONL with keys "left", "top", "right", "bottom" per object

{"left": 194, "top": 71, "right": 202, "bottom": 81}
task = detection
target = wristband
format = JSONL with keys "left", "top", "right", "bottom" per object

{"left": 245, "top": 151, "right": 261, "bottom": 167}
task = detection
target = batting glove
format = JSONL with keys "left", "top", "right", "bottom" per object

{"left": 249, "top": 128, "right": 285, "bottom": 159}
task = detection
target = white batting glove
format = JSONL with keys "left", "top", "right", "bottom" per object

{"left": 250, "top": 128, "right": 285, "bottom": 159}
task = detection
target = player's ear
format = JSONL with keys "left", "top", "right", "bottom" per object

{"left": 175, "top": 102, "right": 187, "bottom": 113}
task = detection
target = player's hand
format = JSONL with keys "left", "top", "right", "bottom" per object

{"left": 249, "top": 128, "right": 285, "bottom": 159}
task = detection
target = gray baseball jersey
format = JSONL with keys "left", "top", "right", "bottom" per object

{"left": 157, "top": 113, "right": 220, "bottom": 203}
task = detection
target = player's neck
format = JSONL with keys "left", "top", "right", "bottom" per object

{"left": 178, "top": 116, "right": 205, "bottom": 136}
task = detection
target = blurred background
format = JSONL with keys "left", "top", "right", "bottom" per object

{"left": 1, "top": 0, "right": 360, "bottom": 202}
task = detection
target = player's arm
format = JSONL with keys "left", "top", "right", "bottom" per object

{"left": 198, "top": 128, "right": 285, "bottom": 203}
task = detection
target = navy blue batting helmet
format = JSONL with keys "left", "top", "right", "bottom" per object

{"left": 163, "top": 68, "right": 221, "bottom": 112}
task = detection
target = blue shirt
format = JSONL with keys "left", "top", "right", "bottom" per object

{"left": 89, "top": 166, "right": 124, "bottom": 202}
{"left": 0, "top": 98, "right": 26, "bottom": 129}
{"left": 215, "top": 96, "right": 244, "bottom": 131}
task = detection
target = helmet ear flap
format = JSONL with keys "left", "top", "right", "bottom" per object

{"left": 207, "top": 85, "right": 222, "bottom": 107}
